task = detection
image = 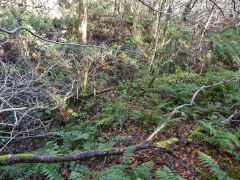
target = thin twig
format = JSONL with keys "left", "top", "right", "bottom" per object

{"left": 218, "top": 110, "right": 240, "bottom": 125}
{"left": 232, "top": 0, "right": 240, "bottom": 14}
{"left": 0, "top": 107, "right": 27, "bottom": 113}
{"left": 209, "top": 0, "right": 234, "bottom": 24}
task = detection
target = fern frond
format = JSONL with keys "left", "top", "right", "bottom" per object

{"left": 99, "top": 165, "right": 130, "bottom": 180}
{"left": 70, "top": 163, "right": 92, "bottom": 177}
{"left": 69, "top": 171, "right": 89, "bottom": 180}
{"left": 156, "top": 165, "right": 182, "bottom": 180}
{"left": 197, "top": 151, "right": 235, "bottom": 180}
{"left": 133, "top": 161, "right": 153, "bottom": 179}
{"left": 198, "top": 151, "right": 219, "bottom": 170}
{"left": 41, "top": 165, "right": 63, "bottom": 180}
{"left": 200, "top": 122, "right": 216, "bottom": 135}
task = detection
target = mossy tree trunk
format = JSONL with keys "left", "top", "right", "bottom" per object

{"left": 0, "top": 138, "right": 178, "bottom": 166}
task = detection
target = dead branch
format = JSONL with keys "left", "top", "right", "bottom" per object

{"left": 138, "top": 0, "right": 157, "bottom": 12}
{"left": 0, "top": 107, "right": 27, "bottom": 113}
{"left": 80, "top": 86, "right": 114, "bottom": 98}
{"left": 0, "top": 142, "right": 149, "bottom": 166}
{"left": 146, "top": 78, "right": 236, "bottom": 142}
{"left": 209, "top": 0, "right": 234, "bottom": 24}
{"left": 0, "top": 58, "right": 52, "bottom": 152}
{"left": 232, "top": 0, "right": 240, "bottom": 14}
{"left": 0, "top": 27, "right": 100, "bottom": 48}
{"left": 0, "top": 138, "right": 179, "bottom": 166}
{"left": 218, "top": 110, "right": 240, "bottom": 125}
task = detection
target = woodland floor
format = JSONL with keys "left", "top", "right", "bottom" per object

{"left": 1, "top": 25, "right": 239, "bottom": 180}
{"left": 84, "top": 119, "right": 239, "bottom": 179}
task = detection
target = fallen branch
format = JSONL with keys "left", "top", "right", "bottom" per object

{"left": 67, "top": 86, "right": 115, "bottom": 104}
{"left": 138, "top": 0, "right": 158, "bottom": 12}
{"left": 137, "top": 0, "right": 175, "bottom": 15}
{"left": 146, "top": 78, "right": 235, "bottom": 142}
{"left": 0, "top": 138, "right": 179, "bottom": 166}
{"left": 218, "top": 109, "right": 240, "bottom": 126}
{"left": 0, "top": 27, "right": 141, "bottom": 57}
{"left": 78, "top": 86, "right": 115, "bottom": 99}
{"left": 232, "top": 0, "right": 240, "bottom": 14}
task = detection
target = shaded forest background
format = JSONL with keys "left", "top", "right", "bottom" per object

{"left": 0, "top": 0, "right": 239, "bottom": 179}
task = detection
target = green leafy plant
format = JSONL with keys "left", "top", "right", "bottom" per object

{"left": 209, "top": 28, "right": 240, "bottom": 69}
{"left": 156, "top": 165, "right": 182, "bottom": 180}
{"left": 197, "top": 151, "right": 236, "bottom": 180}
{"left": 96, "top": 101, "right": 129, "bottom": 129}
{"left": 192, "top": 122, "right": 240, "bottom": 160}
{"left": 69, "top": 161, "right": 153, "bottom": 180}
{"left": 40, "top": 164, "right": 63, "bottom": 180}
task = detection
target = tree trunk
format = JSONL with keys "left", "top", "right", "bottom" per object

{"left": 133, "top": 1, "right": 140, "bottom": 37}
{"left": 78, "top": 0, "right": 88, "bottom": 44}
{"left": 148, "top": 1, "right": 172, "bottom": 87}
{"left": 149, "top": 0, "right": 166, "bottom": 71}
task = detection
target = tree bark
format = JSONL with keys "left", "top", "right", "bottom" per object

{"left": 0, "top": 138, "right": 179, "bottom": 166}
{"left": 148, "top": 0, "right": 166, "bottom": 72}
{"left": 133, "top": 1, "right": 140, "bottom": 37}
{"left": 78, "top": 0, "right": 88, "bottom": 44}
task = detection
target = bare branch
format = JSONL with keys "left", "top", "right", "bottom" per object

{"left": 0, "top": 142, "right": 149, "bottom": 166}
{"left": 146, "top": 78, "right": 236, "bottom": 142}
{"left": 209, "top": 0, "right": 234, "bottom": 24}
{"left": 0, "top": 56, "right": 53, "bottom": 152}
{"left": 0, "top": 107, "right": 27, "bottom": 113}
{"left": 219, "top": 110, "right": 240, "bottom": 125}
{"left": 0, "top": 27, "right": 101, "bottom": 48}
{"left": 232, "top": 0, "right": 240, "bottom": 14}
{"left": 138, "top": 0, "right": 158, "bottom": 12}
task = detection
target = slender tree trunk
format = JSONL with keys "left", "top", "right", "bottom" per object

{"left": 133, "top": 1, "right": 140, "bottom": 37}
{"left": 114, "top": 0, "right": 120, "bottom": 14}
{"left": 78, "top": 0, "right": 83, "bottom": 39}
{"left": 78, "top": 0, "right": 88, "bottom": 44}
{"left": 148, "top": 1, "right": 172, "bottom": 87}
{"left": 149, "top": 0, "right": 166, "bottom": 71}
{"left": 114, "top": 0, "right": 117, "bottom": 14}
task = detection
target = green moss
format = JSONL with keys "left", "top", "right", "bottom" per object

{"left": 0, "top": 155, "right": 9, "bottom": 162}
{"left": 17, "top": 154, "right": 35, "bottom": 159}
{"left": 155, "top": 138, "right": 179, "bottom": 151}
{"left": 0, "top": 154, "right": 34, "bottom": 163}
{"left": 72, "top": 112, "right": 78, "bottom": 117}
{"left": 188, "top": 127, "right": 201, "bottom": 142}
{"left": 52, "top": 154, "right": 64, "bottom": 159}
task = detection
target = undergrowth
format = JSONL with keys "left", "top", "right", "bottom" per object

{"left": 1, "top": 69, "right": 239, "bottom": 179}
{"left": 1, "top": 2, "right": 240, "bottom": 179}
